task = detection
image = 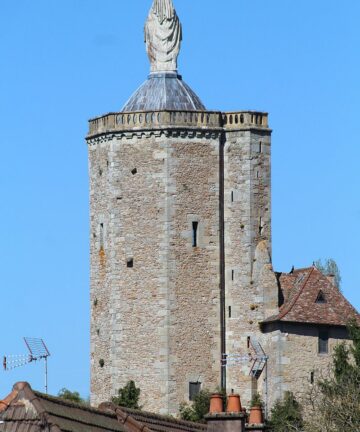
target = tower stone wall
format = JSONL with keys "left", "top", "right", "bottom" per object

{"left": 88, "top": 112, "right": 227, "bottom": 413}
{"left": 87, "top": 111, "right": 272, "bottom": 414}
{"left": 223, "top": 113, "right": 274, "bottom": 405}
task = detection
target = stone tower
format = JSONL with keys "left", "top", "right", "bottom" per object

{"left": 87, "top": 0, "right": 273, "bottom": 414}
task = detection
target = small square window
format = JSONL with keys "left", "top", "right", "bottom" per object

{"left": 127, "top": 259, "right": 134, "bottom": 268}
{"left": 189, "top": 382, "right": 201, "bottom": 401}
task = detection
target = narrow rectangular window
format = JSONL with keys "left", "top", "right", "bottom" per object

{"left": 231, "top": 191, "right": 234, "bottom": 202}
{"left": 189, "top": 382, "right": 201, "bottom": 401}
{"left": 100, "top": 223, "right": 104, "bottom": 249}
{"left": 310, "top": 371, "right": 314, "bottom": 384}
{"left": 192, "top": 221, "right": 198, "bottom": 247}
{"left": 259, "top": 142, "right": 262, "bottom": 153}
{"left": 231, "top": 270, "right": 234, "bottom": 281}
{"left": 127, "top": 258, "right": 134, "bottom": 268}
{"left": 247, "top": 336, "right": 251, "bottom": 349}
{"left": 318, "top": 330, "right": 329, "bottom": 354}
{"left": 259, "top": 217, "right": 264, "bottom": 236}
{"left": 228, "top": 306, "right": 232, "bottom": 318}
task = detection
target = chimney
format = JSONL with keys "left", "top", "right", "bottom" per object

{"left": 206, "top": 393, "right": 245, "bottom": 432}
{"left": 327, "top": 274, "right": 336, "bottom": 286}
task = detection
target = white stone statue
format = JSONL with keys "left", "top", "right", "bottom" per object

{"left": 145, "top": 0, "right": 182, "bottom": 73}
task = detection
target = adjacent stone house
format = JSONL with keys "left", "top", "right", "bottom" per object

{"left": 260, "top": 265, "right": 359, "bottom": 408}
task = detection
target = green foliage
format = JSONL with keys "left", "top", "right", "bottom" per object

{"left": 269, "top": 391, "right": 304, "bottom": 432}
{"left": 348, "top": 318, "right": 360, "bottom": 368}
{"left": 250, "top": 392, "right": 263, "bottom": 408}
{"left": 57, "top": 388, "right": 84, "bottom": 404}
{"left": 330, "top": 319, "right": 360, "bottom": 383}
{"left": 179, "top": 389, "right": 212, "bottom": 423}
{"left": 314, "top": 258, "right": 341, "bottom": 290}
{"left": 112, "top": 380, "right": 141, "bottom": 409}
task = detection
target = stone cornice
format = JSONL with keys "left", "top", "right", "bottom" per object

{"left": 86, "top": 110, "right": 270, "bottom": 142}
{"left": 86, "top": 128, "right": 223, "bottom": 146}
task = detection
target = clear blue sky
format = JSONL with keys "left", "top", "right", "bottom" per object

{"left": 0, "top": 0, "right": 359, "bottom": 399}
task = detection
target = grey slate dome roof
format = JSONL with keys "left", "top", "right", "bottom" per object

{"left": 122, "top": 72, "right": 206, "bottom": 112}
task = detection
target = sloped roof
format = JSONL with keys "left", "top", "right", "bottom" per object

{"left": 263, "top": 266, "right": 359, "bottom": 326}
{"left": 122, "top": 73, "right": 206, "bottom": 112}
{"left": 100, "top": 403, "right": 206, "bottom": 432}
{"left": 0, "top": 383, "right": 125, "bottom": 432}
{"left": 0, "top": 383, "right": 206, "bottom": 432}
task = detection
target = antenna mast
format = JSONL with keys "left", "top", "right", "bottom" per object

{"left": 3, "top": 337, "right": 51, "bottom": 394}
{"left": 222, "top": 337, "right": 269, "bottom": 418}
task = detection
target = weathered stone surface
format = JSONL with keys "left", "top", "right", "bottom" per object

{"left": 87, "top": 111, "right": 271, "bottom": 414}
{"left": 87, "top": 108, "right": 352, "bottom": 416}
{"left": 145, "top": 0, "right": 182, "bottom": 73}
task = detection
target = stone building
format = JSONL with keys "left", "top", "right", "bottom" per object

{"left": 86, "top": 0, "right": 359, "bottom": 416}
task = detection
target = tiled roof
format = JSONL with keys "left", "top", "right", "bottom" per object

{"left": 99, "top": 403, "right": 206, "bottom": 432}
{"left": 263, "top": 266, "right": 359, "bottom": 326}
{"left": 0, "top": 384, "right": 206, "bottom": 432}
{"left": 0, "top": 382, "right": 126, "bottom": 432}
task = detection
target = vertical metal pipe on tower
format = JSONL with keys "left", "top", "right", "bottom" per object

{"left": 219, "top": 130, "right": 226, "bottom": 391}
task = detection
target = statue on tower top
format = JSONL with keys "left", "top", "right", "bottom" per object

{"left": 145, "top": 0, "right": 182, "bottom": 73}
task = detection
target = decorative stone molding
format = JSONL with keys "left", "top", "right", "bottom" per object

{"left": 86, "top": 128, "right": 222, "bottom": 146}
{"left": 87, "top": 110, "right": 269, "bottom": 140}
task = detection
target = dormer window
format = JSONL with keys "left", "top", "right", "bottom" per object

{"left": 316, "top": 290, "right": 326, "bottom": 304}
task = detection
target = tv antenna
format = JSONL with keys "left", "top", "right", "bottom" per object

{"left": 3, "top": 337, "right": 50, "bottom": 394}
{"left": 221, "top": 337, "right": 269, "bottom": 418}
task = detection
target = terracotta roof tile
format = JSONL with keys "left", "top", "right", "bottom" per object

{"left": 0, "top": 384, "right": 207, "bottom": 432}
{"left": 264, "top": 267, "right": 359, "bottom": 326}
{"left": 0, "top": 383, "right": 125, "bottom": 432}
{"left": 99, "top": 403, "right": 206, "bottom": 432}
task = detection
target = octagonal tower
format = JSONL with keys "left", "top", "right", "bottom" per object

{"left": 87, "top": 0, "right": 273, "bottom": 415}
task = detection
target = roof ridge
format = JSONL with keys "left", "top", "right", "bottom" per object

{"left": 177, "top": 78, "right": 197, "bottom": 110}
{"left": 34, "top": 391, "right": 117, "bottom": 418}
{"left": 0, "top": 389, "right": 18, "bottom": 413}
{"left": 100, "top": 403, "right": 206, "bottom": 431}
{"left": 277, "top": 267, "right": 315, "bottom": 320}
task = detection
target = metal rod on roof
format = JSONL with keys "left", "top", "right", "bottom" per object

{"left": 45, "top": 356, "right": 48, "bottom": 394}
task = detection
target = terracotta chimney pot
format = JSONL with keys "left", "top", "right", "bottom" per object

{"left": 248, "top": 406, "right": 263, "bottom": 425}
{"left": 209, "top": 393, "right": 224, "bottom": 414}
{"left": 327, "top": 274, "right": 335, "bottom": 285}
{"left": 226, "top": 393, "right": 242, "bottom": 413}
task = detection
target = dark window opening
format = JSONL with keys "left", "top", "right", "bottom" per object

{"left": 100, "top": 223, "right": 104, "bottom": 249}
{"left": 259, "top": 142, "right": 262, "bottom": 153}
{"left": 316, "top": 290, "right": 327, "bottom": 304}
{"left": 189, "top": 382, "right": 201, "bottom": 401}
{"left": 131, "top": 168, "right": 137, "bottom": 175}
{"left": 231, "top": 270, "right": 234, "bottom": 281}
{"left": 318, "top": 330, "right": 329, "bottom": 354}
{"left": 247, "top": 336, "right": 251, "bottom": 349}
{"left": 228, "top": 306, "right": 232, "bottom": 318}
{"left": 127, "top": 258, "right": 134, "bottom": 268}
{"left": 310, "top": 371, "right": 314, "bottom": 384}
{"left": 231, "top": 191, "right": 234, "bottom": 202}
{"left": 259, "top": 217, "right": 264, "bottom": 236}
{"left": 192, "top": 221, "right": 199, "bottom": 247}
